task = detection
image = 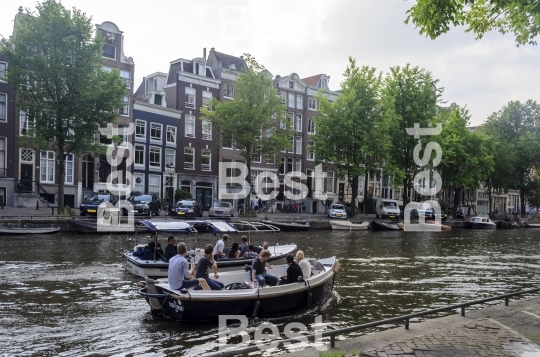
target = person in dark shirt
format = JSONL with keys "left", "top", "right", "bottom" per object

{"left": 251, "top": 250, "right": 277, "bottom": 286}
{"left": 278, "top": 254, "right": 304, "bottom": 285}
{"left": 239, "top": 236, "right": 249, "bottom": 257}
{"left": 195, "top": 244, "right": 224, "bottom": 290}
{"left": 228, "top": 242, "right": 239, "bottom": 258}
{"left": 164, "top": 236, "right": 177, "bottom": 261}
{"left": 147, "top": 233, "right": 162, "bottom": 252}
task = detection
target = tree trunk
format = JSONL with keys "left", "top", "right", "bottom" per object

{"left": 453, "top": 188, "right": 461, "bottom": 219}
{"left": 350, "top": 175, "right": 358, "bottom": 217}
{"left": 57, "top": 150, "right": 65, "bottom": 215}
{"left": 520, "top": 190, "right": 526, "bottom": 218}
{"left": 402, "top": 178, "right": 410, "bottom": 205}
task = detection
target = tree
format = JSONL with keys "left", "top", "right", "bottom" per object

{"left": 484, "top": 100, "right": 540, "bottom": 216}
{"left": 406, "top": 0, "right": 540, "bottom": 46}
{"left": 437, "top": 106, "right": 493, "bottom": 217}
{"left": 0, "top": 0, "right": 126, "bottom": 214}
{"left": 382, "top": 64, "right": 441, "bottom": 205}
{"left": 200, "top": 54, "right": 292, "bottom": 211}
{"left": 312, "top": 58, "right": 391, "bottom": 217}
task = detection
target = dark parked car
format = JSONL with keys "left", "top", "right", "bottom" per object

{"left": 425, "top": 207, "right": 447, "bottom": 221}
{"left": 171, "top": 199, "right": 203, "bottom": 218}
{"left": 123, "top": 193, "right": 161, "bottom": 216}
{"left": 80, "top": 193, "right": 118, "bottom": 216}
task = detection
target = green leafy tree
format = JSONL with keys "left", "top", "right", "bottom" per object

{"left": 406, "top": 0, "right": 540, "bottom": 45}
{"left": 382, "top": 64, "right": 441, "bottom": 205}
{"left": 200, "top": 54, "right": 292, "bottom": 211}
{"left": 437, "top": 107, "right": 494, "bottom": 216}
{"left": 0, "top": 0, "right": 126, "bottom": 214}
{"left": 484, "top": 100, "right": 540, "bottom": 216}
{"left": 312, "top": 58, "right": 391, "bottom": 217}
{"left": 175, "top": 189, "right": 192, "bottom": 202}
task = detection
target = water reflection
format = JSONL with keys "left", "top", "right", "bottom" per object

{"left": 0, "top": 228, "right": 539, "bottom": 355}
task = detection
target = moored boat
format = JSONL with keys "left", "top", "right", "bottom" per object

{"left": 465, "top": 216, "right": 496, "bottom": 229}
{"left": 0, "top": 226, "right": 61, "bottom": 234}
{"left": 330, "top": 220, "right": 369, "bottom": 231}
{"left": 262, "top": 220, "right": 309, "bottom": 231}
{"left": 371, "top": 221, "right": 401, "bottom": 231}
{"left": 496, "top": 221, "right": 519, "bottom": 229}
{"left": 123, "top": 220, "right": 296, "bottom": 278}
{"left": 138, "top": 256, "right": 339, "bottom": 321}
{"left": 69, "top": 208, "right": 149, "bottom": 234}
{"left": 525, "top": 223, "right": 540, "bottom": 228}
{"left": 397, "top": 221, "right": 451, "bottom": 231}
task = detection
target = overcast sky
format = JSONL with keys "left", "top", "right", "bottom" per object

{"left": 1, "top": 0, "right": 539, "bottom": 126}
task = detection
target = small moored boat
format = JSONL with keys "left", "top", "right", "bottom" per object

{"left": 496, "top": 221, "right": 519, "bottom": 229}
{"left": 330, "top": 220, "right": 369, "bottom": 231}
{"left": 465, "top": 216, "right": 496, "bottom": 229}
{"left": 262, "top": 220, "right": 309, "bottom": 231}
{"left": 371, "top": 221, "right": 401, "bottom": 231}
{"left": 0, "top": 226, "right": 60, "bottom": 234}
{"left": 138, "top": 256, "right": 339, "bottom": 321}
{"left": 397, "top": 221, "right": 451, "bottom": 231}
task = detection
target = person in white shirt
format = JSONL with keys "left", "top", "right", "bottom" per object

{"left": 168, "top": 242, "right": 210, "bottom": 291}
{"left": 212, "top": 234, "right": 229, "bottom": 258}
{"left": 295, "top": 250, "right": 311, "bottom": 280}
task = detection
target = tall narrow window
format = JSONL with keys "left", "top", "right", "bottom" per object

{"left": 184, "top": 147, "right": 195, "bottom": 169}
{"left": 308, "top": 118, "right": 316, "bottom": 134}
{"left": 307, "top": 141, "right": 315, "bottom": 161}
{"left": 135, "top": 120, "right": 146, "bottom": 140}
{"left": 224, "top": 83, "right": 234, "bottom": 98}
{"left": 118, "top": 125, "right": 128, "bottom": 147}
{"left": 20, "top": 111, "right": 34, "bottom": 136}
{"left": 120, "top": 96, "right": 129, "bottom": 115}
{"left": 150, "top": 123, "right": 162, "bottom": 141}
{"left": 0, "top": 93, "right": 6, "bottom": 122}
{"left": 153, "top": 94, "right": 162, "bottom": 106}
{"left": 185, "top": 87, "right": 196, "bottom": 108}
{"left": 202, "top": 91, "right": 212, "bottom": 109}
{"left": 288, "top": 93, "right": 294, "bottom": 108}
{"left": 296, "top": 95, "right": 303, "bottom": 109}
{"left": 0, "top": 138, "right": 5, "bottom": 177}
{"left": 201, "top": 149, "right": 211, "bottom": 171}
{"left": 134, "top": 174, "right": 144, "bottom": 193}
{"left": 148, "top": 175, "right": 161, "bottom": 195}
{"left": 0, "top": 62, "right": 6, "bottom": 81}
{"left": 325, "top": 171, "right": 335, "bottom": 193}
{"left": 134, "top": 145, "right": 145, "bottom": 166}
{"left": 166, "top": 126, "right": 176, "bottom": 145}
{"left": 295, "top": 114, "right": 302, "bottom": 132}
{"left": 40, "top": 151, "right": 55, "bottom": 183}
{"left": 308, "top": 98, "right": 317, "bottom": 111}
{"left": 65, "top": 154, "right": 74, "bottom": 184}
{"left": 202, "top": 119, "right": 212, "bottom": 140}
{"left": 165, "top": 149, "right": 175, "bottom": 167}
{"left": 120, "top": 70, "right": 130, "bottom": 88}
{"left": 185, "top": 115, "right": 195, "bottom": 138}
{"left": 295, "top": 137, "right": 302, "bottom": 154}
{"left": 149, "top": 147, "right": 161, "bottom": 169}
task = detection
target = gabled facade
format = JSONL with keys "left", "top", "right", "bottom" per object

{"left": 161, "top": 50, "right": 220, "bottom": 209}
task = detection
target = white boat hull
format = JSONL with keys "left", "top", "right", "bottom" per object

{"left": 330, "top": 221, "right": 369, "bottom": 230}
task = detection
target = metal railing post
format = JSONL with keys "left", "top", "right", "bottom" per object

{"left": 405, "top": 318, "right": 409, "bottom": 330}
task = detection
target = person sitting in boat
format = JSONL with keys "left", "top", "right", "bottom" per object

{"left": 228, "top": 242, "right": 240, "bottom": 259}
{"left": 252, "top": 250, "right": 277, "bottom": 287}
{"left": 212, "top": 234, "right": 229, "bottom": 259}
{"left": 164, "top": 236, "right": 177, "bottom": 261}
{"left": 278, "top": 254, "right": 304, "bottom": 285}
{"left": 295, "top": 250, "right": 311, "bottom": 280}
{"left": 195, "top": 244, "right": 224, "bottom": 290}
{"left": 262, "top": 241, "right": 271, "bottom": 256}
{"left": 242, "top": 244, "right": 259, "bottom": 259}
{"left": 239, "top": 236, "right": 249, "bottom": 257}
{"left": 168, "top": 242, "right": 210, "bottom": 291}
{"left": 147, "top": 233, "right": 162, "bottom": 253}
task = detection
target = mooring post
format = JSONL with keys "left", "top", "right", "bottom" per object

{"left": 505, "top": 297, "right": 509, "bottom": 306}
{"left": 461, "top": 306, "right": 466, "bottom": 316}
{"left": 36, "top": 201, "right": 39, "bottom": 210}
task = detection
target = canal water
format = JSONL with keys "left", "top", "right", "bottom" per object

{"left": 1, "top": 227, "right": 540, "bottom": 356}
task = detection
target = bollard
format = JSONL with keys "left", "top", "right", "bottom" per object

{"left": 36, "top": 201, "right": 39, "bottom": 210}
{"left": 1, "top": 197, "right": 3, "bottom": 210}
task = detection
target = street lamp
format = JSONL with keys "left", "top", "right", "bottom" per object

{"left": 165, "top": 164, "right": 176, "bottom": 211}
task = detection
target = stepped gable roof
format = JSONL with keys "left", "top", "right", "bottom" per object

{"left": 302, "top": 74, "right": 323, "bottom": 87}
{"left": 213, "top": 51, "right": 247, "bottom": 70}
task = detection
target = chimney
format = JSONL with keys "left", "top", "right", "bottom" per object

{"left": 203, "top": 48, "right": 206, "bottom": 61}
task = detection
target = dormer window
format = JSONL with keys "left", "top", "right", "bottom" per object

{"left": 102, "top": 44, "right": 115, "bottom": 59}
{"left": 195, "top": 62, "right": 205, "bottom": 76}
{"left": 319, "top": 78, "right": 328, "bottom": 90}
{"left": 288, "top": 81, "right": 294, "bottom": 89}
{"left": 228, "top": 64, "right": 236, "bottom": 70}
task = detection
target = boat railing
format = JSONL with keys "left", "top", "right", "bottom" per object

{"left": 200, "top": 287, "right": 540, "bottom": 357}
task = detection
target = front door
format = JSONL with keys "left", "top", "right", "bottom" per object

{"left": 196, "top": 187, "right": 213, "bottom": 210}
{"left": 20, "top": 164, "right": 33, "bottom": 192}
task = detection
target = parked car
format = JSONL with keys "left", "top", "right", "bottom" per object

{"left": 375, "top": 198, "right": 400, "bottom": 219}
{"left": 80, "top": 193, "right": 118, "bottom": 216}
{"left": 171, "top": 199, "right": 203, "bottom": 218}
{"left": 208, "top": 202, "right": 234, "bottom": 218}
{"left": 328, "top": 203, "right": 347, "bottom": 219}
{"left": 424, "top": 207, "right": 448, "bottom": 221}
{"left": 124, "top": 193, "right": 161, "bottom": 216}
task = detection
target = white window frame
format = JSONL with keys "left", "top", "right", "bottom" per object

{"left": 0, "top": 62, "right": 6, "bottom": 82}
{"left": 0, "top": 137, "right": 5, "bottom": 176}
{"left": 20, "top": 110, "right": 34, "bottom": 136}
{"left": 195, "top": 62, "right": 205, "bottom": 76}
{"left": 120, "top": 96, "right": 129, "bottom": 116}
{"left": 202, "top": 119, "right": 212, "bottom": 140}
{"left": 202, "top": 91, "right": 212, "bottom": 109}
{"left": 288, "top": 93, "right": 294, "bottom": 108}
{"left": 294, "top": 158, "right": 301, "bottom": 173}
{"left": 120, "top": 69, "right": 131, "bottom": 88}
{"left": 148, "top": 174, "right": 161, "bottom": 196}
{"left": 40, "top": 151, "right": 55, "bottom": 183}
{"left": 308, "top": 98, "right": 317, "bottom": 111}
{"left": 135, "top": 120, "right": 146, "bottom": 140}
{"left": 308, "top": 117, "right": 316, "bottom": 134}
{"left": 134, "top": 144, "right": 145, "bottom": 167}
{"left": 295, "top": 114, "right": 302, "bottom": 132}
{"left": 224, "top": 83, "right": 234, "bottom": 98}
{"left": 0, "top": 93, "right": 7, "bottom": 122}
{"left": 150, "top": 123, "right": 162, "bottom": 142}
{"left": 325, "top": 171, "right": 335, "bottom": 193}
{"left": 166, "top": 125, "right": 176, "bottom": 145}
{"left": 296, "top": 95, "right": 303, "bottom": 109}
{"left": 307, "top": 141, "right": 315, "bottom": 161}
{"left": 185, "top": 115, "right": 195, "bottom": 138}
{"left": 185, "top": 87, "right": 196, "bottom": 108}
{"left": 133, "top": 173, "right": 145, "bottom": 193}
{"left": 295, "top": 137, "right": 302, "bottom": 155}
{"left": 64, "top": 153, "right": 74, "bottom": 184}
{"left": 149, "top": 146, "right": 161, "bottom": 170}
{"left": 201, "top": 149, "right": 211, "bottom": 171}
{"left": 102, "top": 44, "right": 116, "bottom": 60}
{"left": 184, "top": 147, "right": 195, "bottom": 170}
{"left": 266, "top": 155, "right": 275, "bottom": 164}
{"left": 165, "top": 148, "right": 175, "bottom": 168}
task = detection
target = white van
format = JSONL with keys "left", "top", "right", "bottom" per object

{"left": 375, "top": 198, "right": 400, "bottom": 219}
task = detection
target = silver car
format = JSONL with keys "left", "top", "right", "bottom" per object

{"left": 328, "top": 204, "right": 347, "bottom": 219}
{"left": 209, "top": 202, "right": 234, "bottom": 218}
